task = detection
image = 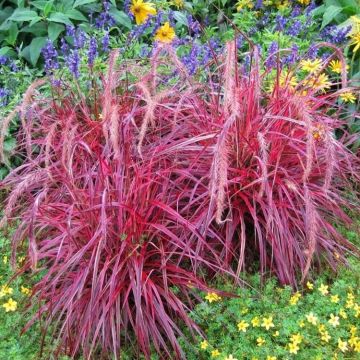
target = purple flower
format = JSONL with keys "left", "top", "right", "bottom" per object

{"left": 88, "top": 37, "right": 98, "bottom": 66}
{"left": 291, "top": 6, "right": 302, "bottom": 17}
{"left": 67, "top": 49, "right": 80, "bottom": 78}
{"left": 265, "top": 41, "right": 279, "bottom": 69}
{"left": 95, "top": 1, "right": 115, "bottom": 30}
{"left": 286, "top": 20, "right": 302, "bottom": 37}
{"left": 168, "top": 10, "right": 175, "bottom": 27}
{"left": 151, "top": 11, "right": 164, "bottom": 36}
{"left": 181, "top": 43, "right": 201, "bottom": 74}
{"left": 60, "top": 38, "right": 69, "bottom": 55}
{"left": 275, "top": 15, "right": 288, "bottom": 32}
{"left": 322, "top": 25, "right": 351, "bottom": 44}
{"left": 0, "top": 88, "right": 10, "bottom": 106}
{"left": 139, "top": 45, "right": 151, "bottom": 58}
{"left": 66, "top": 25, "right": 76, "bottom": 37}
{"left": 102, "top": 32, "right": 110, "bottom": 52}
{"left": 74, "top": 29, "right": 86, "bottom": 49}
{"left": 129, "top": 17, "right": 152, "bottom": 40}
{"left": 187, "top": 15, "right": 201, "bottom": 36}
{"left": 0, "top": 56, "right": 7, "bottom": 65}
{"left": 305, "top": 1, "right": 317, "bottom": 16}
{"left": 283, "top": 44, "right": 299, "bottom": 65}
{"left": 307, "top": 44, "right": 318, "bottom": 60}
{"left": 41, "top": 39, "right": 59, "bottom": 74}
{"left": 255, "top": 0, "right": 263, "bottom": 9}
{"left": 10, "top": 61, "right": 18, "bottom": 72}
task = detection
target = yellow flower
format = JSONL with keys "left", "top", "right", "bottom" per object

{"left": 2, "top": 298, "right": 17, "bottom": 312}
{"left": 347, "top": 292, "right": 355, "bottom": 301}
{"left": 354, "top": 304, "right": 360, "bottom": 318}
{"left": 289, "top": 292, "right": 301, "bottom": 305}
{"left": 211, "top": 349, "right": 220, "bottom": 357}
{"left": 130, "top": 0, "right": 156, "bottom": 25}
{"left": 321, "top": 331, "right": 331, "bottom": 343}
{"left": 290, "top": 333, "right": 303, "bottom": 345}
{"left": 306, "top": 281, "right": 314, "bottom": 290}
{"left": 298, "top": 0, "right": 310, "bottom": 4}
{"left": 0, "top": 285, "right": 13, "bottom": 298}
{"left": 155, "top": 22, "right": 176, "bottom": 43}
{"left": 21, "top": 286, "right": 31, "bottom": 296}
{"left": 354, "top": 341, "right": 360, "bottom": 352}
{"left": 306, "top": 312, "right": 318, "bottom": 325}
{"left": 329, "top": 60, "right": 349, "bottom": 74}
{"left": 301, "top": 58, "right": 322, "bottom": 73}
{"left": 267, "top": 357, "right": 277, "bottom": 360}
{"left": 225, "top": 355, "right": 238, "bottom": 360}
{"left": 261, "top": 316, "right": 275, "bottom": 330}
{"left": 308, "top": 73, "right": 331, "bottom": 92}
{"left": 236, "top": 0, "right": 254, "bottom": 11}
{"left": 299, "top": 320, "right": 305, "bottom": 328}
{"left": 241, "top": 307, "right": 249, "bottom": 315}
{"left": 350, "top": 32, "right": 360, "bottom": 53}
{"left": 172, "top": 0, "right": 184, "bottom": 8}
{"left": 339, "top": 92, "right": 357, "bottom": 103}
{"left": 350, "top": 326, "right": 358, "bottom": 336}
{"left": 200, "top": 340, "right": 208, "bottom": 350}
{"left": 318, "top": 284, "right": 329, "bottom": 296}
{"left": 205, "top": 292, "right": 221, "bottom": 303}
{"left": 349, "top": 336, "right": 359, "bottom": 348}
{"left": 251, "top": 316, "right": 261, "bottom": 327}
{"left": 328, "top": 314, "right": 340, "bottom": 327}
{"left": 289, "top": 342, "right": 300, "bottom": 354}
{"left": 318, "top": 324, "right": 326, "bottom": 333}
{"left": 257, "top": 337, "right": 265, "bottom": 346}
{"left": 330, "top": 294, "right": 340, "bottom": 304}
{"left": 346, "top": 299, "right": 355, "bottom": 309}
{"left": 3, "top": 256, "right": 7, "bottom": 264}
{"left": 338, "top": 338, "right": 348, "bottom": 352}
{"left": 339, "top": 309, "right": 347, "bottom": 319}
{"left": 273, "top": 330, "right": 279, "bottom": 337}
{"left": 237, "top": 320, "right": 249, "bottom": 332}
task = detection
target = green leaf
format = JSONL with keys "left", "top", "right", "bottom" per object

{"left": 48, "top": 12, "right": 73, "bottom": 25}
{"left": 31, "top": 0, "right": 49, "bottom": 11}
{"left": 321, "top": 5, "right": 343, "bottom": 28}
{"left": 8, "top": 9, "right": 39, "bottom": 22}
{"left": 0, "top": 47, "right": 12, "bottom": 56}
{"left": 48, "top": 22, "right": 64, "bottom": 41}
{"left": 20, "top": 21, "right": 47, "bottom": 35}
{"left": 73, "top": 0, "right": 96, "bottom": 7}
{"left": 3, "top": 138, "right": 16, "bottom": 153}
{"left": 109, "top": 9, "right": 132, "bottom": 29}
{"left": 5, "top": 22, "right": 18, "bottom": 46}
{"left": 29, "top": 37, "right": 47, "bottom": 66}
{"left": 43, "top": 1, "right": 54, "bottom": 17}
{"left": 65, "top": 9, "right": 88, "bottom": 21}
{"left": 29, "top": 16, "right": 43, "bottom": 27}
{"left": 173, "top": 11, "right": 188, "bottom": 26}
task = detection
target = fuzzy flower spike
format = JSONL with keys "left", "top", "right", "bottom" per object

{"left": 130, "top": 0, "right": 156, "bottom": 25}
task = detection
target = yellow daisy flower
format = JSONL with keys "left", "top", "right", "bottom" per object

{"left": 300, "top": 58, "right": 322, "bottom": 73}
{"left": 155, "top": 22, "right": 176, "bottom": 43}
{"left": 2, "top": 298, "right": 17, "bottom": 312}
{"left": 298, "top": 0, "right": 310, "bottom": 4}
{"left": 306, "top": 312, "right": 318, "bottom": 325}
{"left": 200, "top": 340, "right": 208, "bottom": 350}
{"left": 267, "top": 357, "right": 277, "bottom": 360}
{"left": 211, "top": 349, "right": 220, "bottom": 357}
{"left": 289, "top": 292, "right": 301, "bottom": 305}
{"left": 321, "top": 331, "right": 331, "bottom": 343}
{"left": 338, "top": 338, "right": 348, "bottom": 352}
{"left": 328, "top": 314, "right": 340, "bottom": 327}
{"left": 289, "top": 342, "right": 300, "bottom": 354}
{"left": 257, "top": 337, "right": 265, "bottom": 346}
{"left": 330, "top": 294, "right": 340, "bottom": 303}
{"left": 339, "top": 309, "right": 347, "bottom": 319}
{"left": 0, "top": 285, "right": 13, "bottom": 298}
{"left": 262, "top": 316, "right": 275, "bottom": 330}
{"left": 290, "top": 333, "right": 303, "bottom": 345}
{"left": 306, "top": 281, "right": 314, "bottom": 290}
{"left": 130, "top": 0, "right": 156, "bottom": 25}
{"left": 251, "top": 316, "right": 261, "bottom": 327}
{"left": 172, "top": 0, "right": 184, "bottom": 8}
{"left": 318, "top": 284, "right": 329, "bottom": 296}
{"left": 329, "top": 60, "right": 349, "bottom": 74}
{"left": 237, "top": 320, "right": 249, "bottom": 332}
{"left": 21, "top": 286, "right": 31, "bottom": 296}
{"left": 350, "top": 32, "right": 360, "bottom": 53}
{"left": 308, "top": 73, "right": 331, "bottom": 92}
{"left": 225, "top": 355, "right": 238, "bottom": 360}
{"left": 340, "top": 92, "right": 357, "bottom": 103}
{"left": 205, "top": 292, "right": 221, "bottom": 303}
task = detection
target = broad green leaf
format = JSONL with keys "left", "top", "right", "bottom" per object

{"left": 173, "top": 11, "right": 188, "bottom": 26}
{"left": 44, "top": 1, "right": 54, "bottom": 17}
{"left": 8, "top": 9, "right": 39, "bottom": 22}
{"left": 65, "top": 9, "right": 88, "bottom": 21}
{"left": 48, "top": 22, "right": 64, "bottom": 41}
{"left": 20, "top": 21, "right": 47, "bottom": 35}
{"left": 73, "top": 0, "right": 96, "bottom": 7}
{"left": 321, "top": 5, "right": 343, "bottom": 28}
{"left": 0, "top": 47, "right": 12, "bottom": 56}
{"left": 29, "top": 36, "right": 47, "bottom": 65}
{"left": 30, "top": 0, "right": 49, "bottom": 11}
{"left": 48, "top": 12, "right": 73, "bottom": 25}
{"left": 5, "top": 22, "right": 18, "bottom": 46}
{"left": 29, "top": 16, "right": 43, "bottom": 27}
{"left": 109, "top": 9, "right": 132, "bottom": 29}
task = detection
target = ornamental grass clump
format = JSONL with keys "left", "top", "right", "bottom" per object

{"left": 0, "top": 42, "right": 359, "bottom": 359}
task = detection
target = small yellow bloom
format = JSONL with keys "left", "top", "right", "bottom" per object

{"left": 257, "top": 337, "right": 265, "bottom": 346}
{"left": 172, "top": 0, "right": 184, "bottom": 8}
{"left": 306, "top": 281, "right": 314, "bottom": 290}
{"left": 261, "top": 316, "right": 275, "bottom": 330}
{"left": 130, "top": 0, "right": 156, "bottom": 25}
{"left": 241, "top": 307, "right": 249, "bottom": 315}
{"left": 319, "top": 284, "right": 329, "bottom": 296}
{"left": 329, "top": 60, "right": 349, "bottom": 74}
{"left": 350, "top": 325, "right": 358, "bottom": 336}
{"left": 350, "top": 32, "right": 360, "bottom": 53}
{"left": 330, "top": 294, "right": 340, "bottom": 303}
{"left": 21, "top": 286, "right": 31, "bottom": 296}
{"left": 306, "top": 312, "right": 318, "bottom": 325}
{"left": 318, "top": 324, "right": 326, "bottom": 333}
{"left": 321, "top": 331, "right": 331, "bottom": 343}
{"left": 273, "top": 330, "right": 279, "bottom": 337}
{"left": 298, "top": 0, "right": 310, "bottom": 5}
{"left": 301, "top": 58, "right": 322, "bottom": 73}
{"left": 251, "top": 316, "right": 261, "bottom": 327}
{"left": 340, "top": 92, "right": 357, "bottom": 103}
{"left": 346, "top": 299, "right": 355, "bottom": 309}
{"left": 2, "top": 298, "right": 17, "bottom": 312}
{"left": 200, "top": 340, "right": 208, "bottom": 350}
{"left": 289, "top": 342, "right": 300, "bottom": 354}
{"left": 267, "top": 357, "right": 277, "bottom": 360}
{"left": 349, "top": 336, "right": 359, "bottom": 348}
{"left": 338, "top": 338, "right": 348, "bottom": 352}
{"left": 205, "top": 292, "right": 221, "bottom": 303}
{"left": 289, "top": 292, "right": 301, "bottom": 305}
{"left": 299, "top": 320, "right": 305, "bottom": 328}
{"left": 354, "top": 341, "right": 360, "bottom": 352}
{"left": 308, "top": 73, "right": 331, "bottom": 92}
{"left": 328, "top": 314, "right": 340, "bottom": 327}
{"left": 339, "top": 309, "right": 347, "bottom": 319}
{"left": 237, "top": 320, "right": 249, "bottom": 332}
{"left": 0, "top": 285, "right": 13, "bottom": 298}
{"left": 3, "top": 256, "right": 7, "bottom": 264}
{"left": 347, "top": 292, "right": 355, "bottom": 301}
{"left": 354, "top": 303, "right": 360, "bottom": 318}
{"left": 290, "top": 333, "right": 303, "bottom": 345}
{"left": 211, "top": 349, "right": 220, "bottom": 357}
{"left": 154, "top": 22, "right": 176, "bottom": 44}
